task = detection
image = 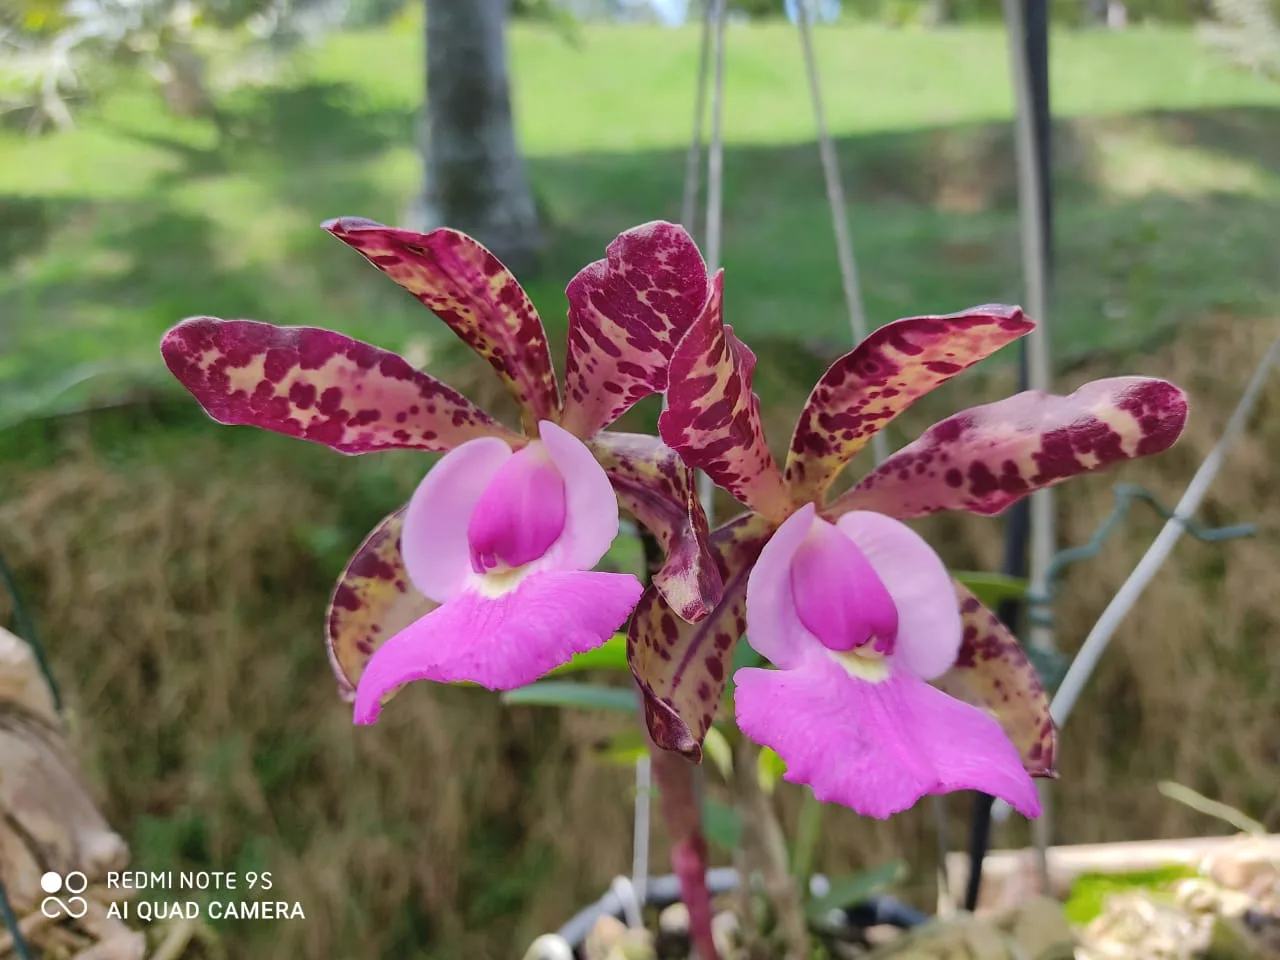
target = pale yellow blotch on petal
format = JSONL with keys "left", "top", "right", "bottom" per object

{"left": 472, "top": 566, "right": 538, "bottom": 598}
{"left": 830, "top": 644, "right": 891, "bottom": 683}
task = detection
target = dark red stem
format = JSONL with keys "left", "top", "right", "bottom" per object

{"left": 649, "top": 745, "right": 720, "bottom": 960}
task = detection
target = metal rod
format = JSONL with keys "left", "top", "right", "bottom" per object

{"left": 631, "top": 753, "right": 652, "bottom": 909}
{"left": 991, "top": 332, "right": 1280, "bottom": 825}
{"left": 1049, "top": 333, "right": 1280, "bottom": 730}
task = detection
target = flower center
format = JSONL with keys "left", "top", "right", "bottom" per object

{"left": 466, "top": 441, "right": 567, "bottom": 575}
{"left": 789, "top": 519, "right": 899, "bottom": 658}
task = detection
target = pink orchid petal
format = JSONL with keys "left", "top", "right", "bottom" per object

{"left": 467, "top": 443, "right": 567, "bottom": 572}
{"left": 734, "top": 658, "right": 1040, "bottom": 819}
{"left": 743, "top": 503, "right": 819, "bottom": 669}
{"left": 353, "top": 570, "right": 644, "bottom": 723}
{"left": 538, "top": 420, "right": 621, "bottom": 571}
{"left": 835, "top": 511, "right": 961, "bottom": 681}
{"left": 791, "top": 519, "right": 898, "bottom": 655}
{"left": 402, "top": 436, "right": 514, "bottom": 603}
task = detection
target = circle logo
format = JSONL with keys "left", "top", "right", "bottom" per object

{"left": 39, "top": 871, "right": 90, "bottom": 920}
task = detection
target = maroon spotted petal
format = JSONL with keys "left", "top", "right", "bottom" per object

{"left": 588, "top": 431, "right": 722, "bottom": 623}
{"left": 323, "top": 218, "right": 560, "bottom": 432}
{"left": 629, "top": 512, "right": 776, "bottom": 759}
{"left": 658, "top": 274, "right": 792, "bottom": 523}
{"left": 561, "top": 221, "right": 710, "bottom": 438}
{"left": 326, "top": 508, "right": 439, "bottom": 701}
{"left": 827, "top": 377, "right": 1189, "bottom": 519}
{"left": 785, "top": 306, "right": 1034, "bottom": 503}
{"left": 161, "top": 318, "right": 520, "bottom": 453}
{"left": 933, "top": 581, "right": 1056, "bottom": 777}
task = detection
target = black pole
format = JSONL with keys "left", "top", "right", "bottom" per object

{"left": 964, "top": 0, "right": 1053, "bottom": 913}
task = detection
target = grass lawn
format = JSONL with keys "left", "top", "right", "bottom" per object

{"left": 2, "top": 17, "right": 1279, "bottom": 424}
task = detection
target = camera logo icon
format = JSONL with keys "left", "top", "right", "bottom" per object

{"left": 39, "top": 871, "right": 90, "bottom": 920}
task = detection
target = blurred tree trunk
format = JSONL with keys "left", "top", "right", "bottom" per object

{"left": 408, "top": 0, "right": 542, "bottom": 275}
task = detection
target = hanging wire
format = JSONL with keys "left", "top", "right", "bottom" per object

{"left": 0, "top": 548, "right": 60, "bottom": 711}
{"left": 632, "top": 0, "right": 727, "bottom": 911}
{"left": 792, "top": 0, "right": 887, "bottom": 467}
{"left": 693, "top": 0, "right": 727, "bottom": 525}
{"left": 680, "top": 0, "right": 714, "bottom": 238}
{"left": 0, "top": 882, "right": 34, "bottom": 960}
{"left": 702, "top": 0, "right": 727, "bottom": 278}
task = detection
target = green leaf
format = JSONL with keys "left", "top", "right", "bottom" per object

{"left": 805, "top": 860, "right": 906, "bottom": 924}
{"left": 703, "top": 725, "right": 734, "bottom": 780}
{"left": 500, "top": 681, "right": 637, "bottom": 714}
{"left": 592, "top": 727, "right": 649, "bottom": 766}
{"left": 702, "top": 797, "right": 742, "bottom": 853}
{"left": 756, "top": 746, "right": 787, "bottom": 795}
{"left": 547, "top": 633, "right": 629, "bottom": 675}
{"left": 951, "top": 570, "right": 1029, "bottom": 610}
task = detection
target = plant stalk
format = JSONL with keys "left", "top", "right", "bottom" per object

{"left": 790, "top": 791, "right": 824, "bottom": 895}
{"left": 732, "top": 737, "right": 809, "bottom": 959}
{"left": 649, "top": 746, "right": 720, "bottom": 960}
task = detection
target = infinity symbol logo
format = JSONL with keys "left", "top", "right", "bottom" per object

{"left": 39, "top": 871, "right": 90, "bottom": 920}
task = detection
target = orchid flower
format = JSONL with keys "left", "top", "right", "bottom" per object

{"left": 161, "top": 219, "right": 723, "bottom": 722}
{"left": 630, "top": 273, "right": 1188, "bottom": 819}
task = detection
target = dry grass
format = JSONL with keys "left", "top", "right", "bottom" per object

{"left": 0, "top": 314, "right": 1277, "bottom": 957}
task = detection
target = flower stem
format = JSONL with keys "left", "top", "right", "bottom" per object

{"left": 732, "top": 737, "right": 810, "bottom": 959}
{"left": 790, "top": 790, "right": 824, "bottom": 896}
{"left": 649, "top": 746, "right": 720, "bottom": 960}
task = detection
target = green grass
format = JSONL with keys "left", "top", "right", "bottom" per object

{"left": 2, "top": 18, "right": 1279, "bottom": 416}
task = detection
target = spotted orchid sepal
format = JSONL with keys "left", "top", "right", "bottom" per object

{"left": 161, "top": 220, "right": 721, "bottom": 713}
{"left": 630, "top": 299, "right": 1188, "bottom": 820}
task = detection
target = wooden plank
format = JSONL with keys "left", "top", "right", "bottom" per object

{"left": 945, "top": 834, "right": 1280, "bottom": 912}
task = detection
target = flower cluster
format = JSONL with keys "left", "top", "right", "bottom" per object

{"left": 162, "top": 218, "right": 1187, "bottom": 819}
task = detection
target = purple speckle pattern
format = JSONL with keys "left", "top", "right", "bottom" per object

{"left": 933, "top": 581, "right": 1056, "bottom": 777}
{"left": 561, "top": 221, "right": 711, "bottom": 438}
{"left": 657, "top": 274, "right": 792, "bottom": 522}
{"left": 784, "top": 305, "right": 1034, "bottom": 503}
{"left": 161, "top": 317, "right": 521, "bottom": 453}
{"left": 628, "top": 512, "right": 776, "bottom": 759}
{"left": 323, "top": 218, "right": 560, "bottom": 433}
{"left": 325, "top": 507, "right": 439, "bottom": 701}
{"left": 829, "top": 376, "right": 1189, "bottom": 520}
{"left": 588, "top": 431, "right": 722, "bottom": 623}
